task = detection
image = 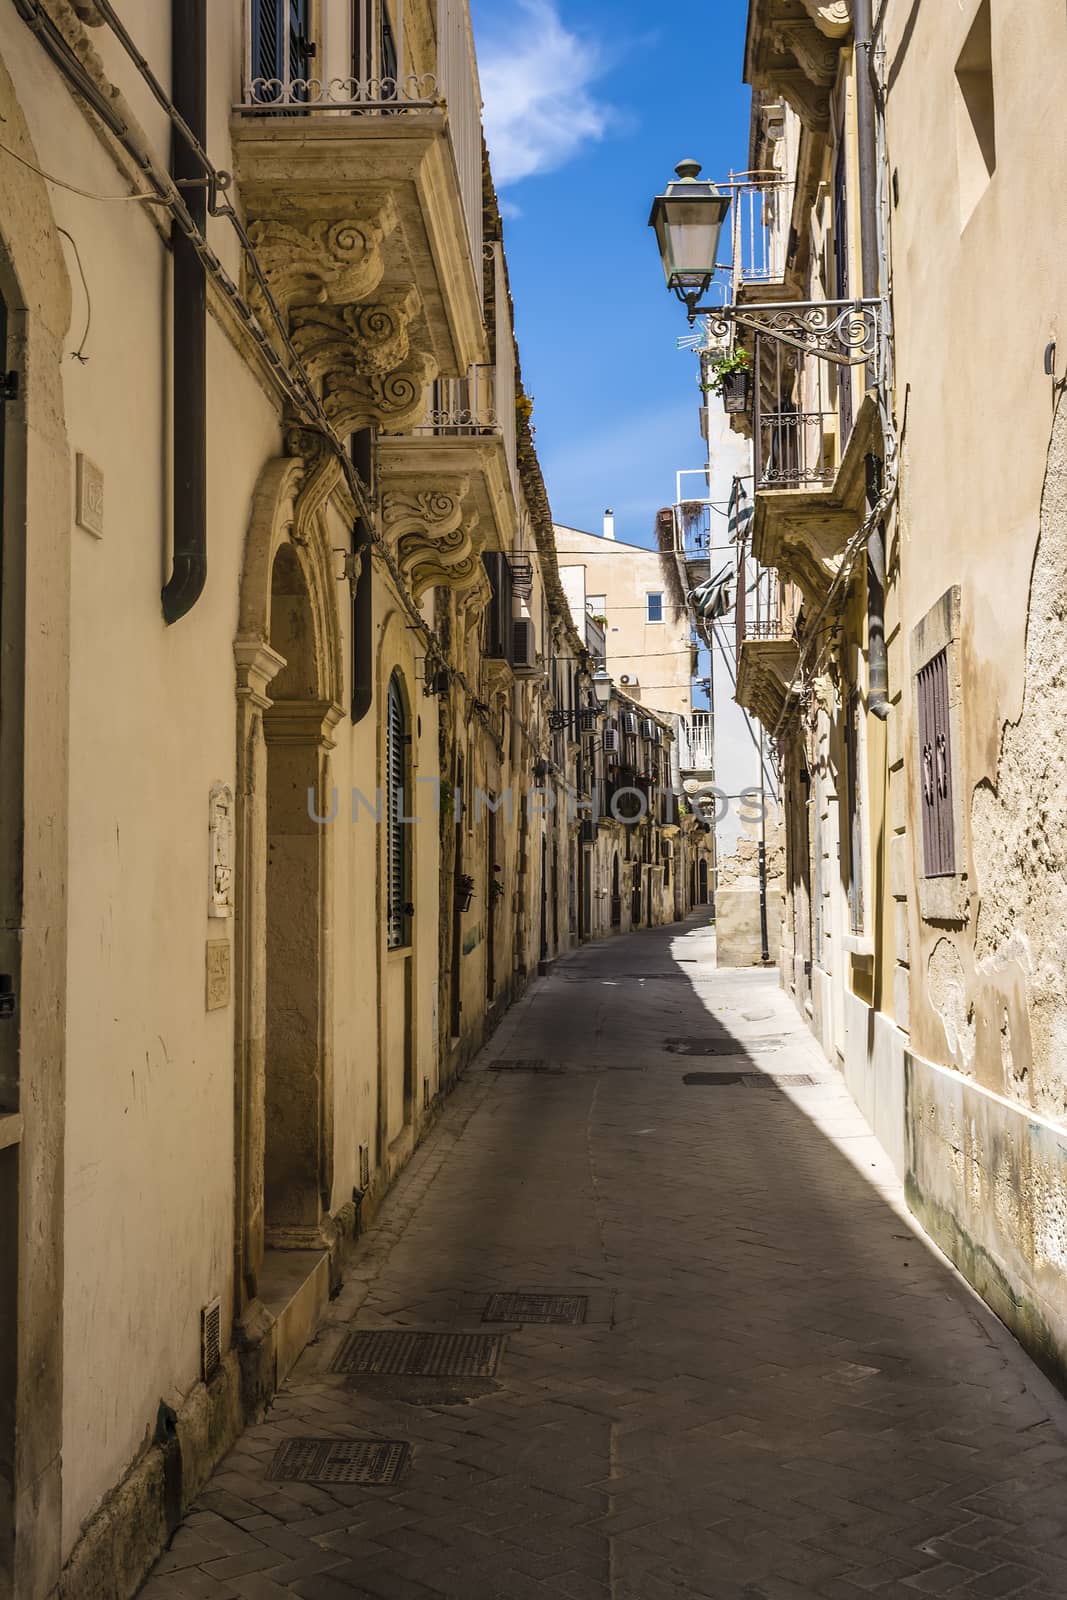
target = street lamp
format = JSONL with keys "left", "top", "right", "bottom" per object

{"left": 591, "top": 668, "right": 613, "bottom": 708}
{"left": 648, "top": 159, "right": 731, "bottom": 309}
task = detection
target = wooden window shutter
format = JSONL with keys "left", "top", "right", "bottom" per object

{"left": 917, "top": 647, "right": 955, "bottom": 877}
{"left": 386, "top": 673, "right": 408, "bottom": 948}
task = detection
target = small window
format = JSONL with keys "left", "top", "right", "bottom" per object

{"left": 955, "top": 0, "right": 996, "bottom": 226}
{"left": 646, "top": 592, "right": 663, "bottom": 623}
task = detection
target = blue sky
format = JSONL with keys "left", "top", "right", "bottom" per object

{"left": 470, "top": 0, "right": 751, "bottom": 548}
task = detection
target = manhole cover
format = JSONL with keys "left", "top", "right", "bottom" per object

{"left": 483, "top": 1293, "right": 587, "bottom": 1324}
{"left": 489, "top": 1058, "right": 564, "bottom": 1074}
{"left": 268, "top": 1438, "right": 409, "bottom": 1485}
{"left": 682, "top": 1072, "right": 817, "bottom": 1088}
{"left": 330, "top": 1330, "right": 504, "bottom": 1377}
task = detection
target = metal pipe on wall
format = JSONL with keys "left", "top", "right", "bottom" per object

{"left": 162, "top": 0, "right": 207, "bottom": 624}
{"left": 854, "top": 0, "right": 891, "bottom": 719}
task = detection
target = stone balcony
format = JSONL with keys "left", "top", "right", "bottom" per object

{"left": 230, "top": 0, "right": 487, "bottom": 396}
{"left": 736, "top": 633, "right": 800, "bottom": 728}
{"left": 752, "top": 391, "right": 880, "bottom": 613}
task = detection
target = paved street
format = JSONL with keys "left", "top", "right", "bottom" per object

{"left": 142, "top": 916, "right": 1067, "bottom": 1600}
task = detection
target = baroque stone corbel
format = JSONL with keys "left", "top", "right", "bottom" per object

{"left": 315, "top": 348, "right": 438, "bottom": 436}
{"left": 400, "top": 516, "right": 482, "bottom": 599}
{"left": 246, "top": 207, "right": 397, "bottom": 325}
{"left": 292, "top": 288, "right": 422, "bottom": 383}
{"left": 284, "top": 425, "right": 345, "bottom": 548}
{"left": 457, "top": 565, "right": 493, "bottom": 632}
{"left": 797, "top": 0, "right": 851, "bottom": 39}
{"left": 771, "top": 19, "right": 841, "bottom": 86}
{"left": 382, "top": 475, "right": 470, "bottom": 545}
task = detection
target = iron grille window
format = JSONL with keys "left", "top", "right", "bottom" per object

{"left": 646, "top": 592, "right": 663, "bottom": 623}
{"left": 250, "top": 0, "right": 312, "bottom": 99}
{"left": 386, "top": 672, "right": 410, "bottom": 949}
{"left": 917, "top": 647, "right": 955, "bottom": 877}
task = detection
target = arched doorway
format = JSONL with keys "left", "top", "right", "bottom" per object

{"left": 234, "top": 453, "right": 344, "bottom": 1297}
{"left": 698, "top": 857, "right": 709, "bottom": 904}
{"left": 263, "top": 545, "right": 329, "bottom": 1236}
{"left": 611, "top": 852, "right": 621, "bottom": 927}
{"left": 631, "top": 860, "right": 642, "bottom": 928}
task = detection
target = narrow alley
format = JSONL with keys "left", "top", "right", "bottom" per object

{"left": 142, "top": 918, "right": 1067, "bottom": 1600}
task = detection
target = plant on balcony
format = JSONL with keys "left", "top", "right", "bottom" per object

{"left": 456, "top": 874, "right": 476, "bottom": 913}
{"left": 702, "top": 348, "right": 752, "bottom": 414}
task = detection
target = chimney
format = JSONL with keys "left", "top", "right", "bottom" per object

{"left": 603, "top": 508, "right": 616, "bottom": 541}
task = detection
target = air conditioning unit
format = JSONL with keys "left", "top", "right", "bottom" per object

{"left": 603, "top": 728, "right": 619, "bottom": 753}
{"left": 621, "top": 711, "right": 638, "bottom": 736}
{"left": 651, "top": 723, "right": 663, "bottom": 745}
{"left": 620, "top": 673, "right": 632, "bottom": 685}
{"left": 510, "top": 617, "right": 539, "bottom": 675}
{"left": 640, "top": 718, "right": 655, "bottom": 740}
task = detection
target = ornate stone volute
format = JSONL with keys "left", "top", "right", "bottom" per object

{"left": 246, "top": 206, "right": 397, "bottom": 326}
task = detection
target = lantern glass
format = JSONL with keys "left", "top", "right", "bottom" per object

{"left": 591, "top": 669, "right": 613, "bottom": 707}
{"left": 649, "top": 161, "right": 730, "bottom": 292}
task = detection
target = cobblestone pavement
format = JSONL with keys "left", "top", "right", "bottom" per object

{"left": 142, "top": 917, "right": 1067, "bottom": 1600}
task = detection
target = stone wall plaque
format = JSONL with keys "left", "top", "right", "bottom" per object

{"left": 75, "top": 453, "right": 104, "bottom": 538}
{"left": 206, "top": 940, "right": 231, "bottom": 1011}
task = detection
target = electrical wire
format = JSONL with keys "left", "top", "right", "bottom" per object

{"left": 0, "top": 136, "right": 161, "bottom": 201}
{"left": 55, "top": 226, "right": 91, "bottom": 362}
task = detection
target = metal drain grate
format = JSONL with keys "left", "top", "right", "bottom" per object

{"left": 330, "top": 1330, "right": 504, "bottom": 1377}
{"left": 268, "top": 1438, "right": 410, "bottom": 1485}
{"left": 489, "top": 1058, "right": 563, "bottom": 1074}
{"left": 483, "top": 1293, "right": 587, "bottom": 1325}
{"left": 682, "top": 1072, "right": 817, "bottom": 1088}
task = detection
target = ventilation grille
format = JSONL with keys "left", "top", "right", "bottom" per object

{"left": 201, "top": 1297, "right": 222, "bottom": 1383}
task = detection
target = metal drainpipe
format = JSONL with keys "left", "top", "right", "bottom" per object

{"left": 350, "top": 431, "right": 374, "bottom": 724}
{"left": 854, "top": 0, "right": 891, "bottom": 720}
{"left": 161, "top": 0, "right": 207, "bottom": 624}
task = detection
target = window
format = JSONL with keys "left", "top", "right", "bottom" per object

{"left": 917, "top": 648, "right": 955, "bottom": 877}
{"left": 911, "top": 587, "right": 966, "bottom": 923}
{"left": 386, "top": 672, "right": 411, "bottom": 949}
{"left": 250, "top": 0, "right": 312, "bottom": 98}
{"left": 955, "top": 0, "right": 996, "bottom": 226}
{"left": 646, "top": 592, "right": 663, "bottom": 623}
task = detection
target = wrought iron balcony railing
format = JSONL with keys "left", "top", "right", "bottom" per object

{"left": 676, "top": 710, "right": 714, "bottom": 774}
{"left": 752, "top": 329, "right": 857, "bottom": 492}
{"left": 726, "top": 171, "right": 796, "bottom": 300}
{"left": 410, "top": 366, "right": 500, "bottom": 436}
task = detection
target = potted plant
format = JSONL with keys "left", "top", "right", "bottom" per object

{"left": 456, "top": 873, "right": 475, "bottom": 913}
{"left": 702, "top": 348, "right": 751, "bottom": 415}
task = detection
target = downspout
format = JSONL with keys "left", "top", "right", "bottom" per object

{"left": 161, "top": 0, "right": 207, "bottom": 623}
{"left": 854, "top": 0, "right": 891, "bottom": 719}
{"left": 350, "top": 430, "right": 375, "bottom": 724}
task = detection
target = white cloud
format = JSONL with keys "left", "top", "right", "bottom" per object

{"left": 477, "top": 0, "right": 613, "bottom": 186}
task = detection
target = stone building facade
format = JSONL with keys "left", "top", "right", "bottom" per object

{"left": 0, "top": 3, "right": 700, "bottom": 1595}
{"left": 718, "top": 0, "right": 1067, "bottom": 1395}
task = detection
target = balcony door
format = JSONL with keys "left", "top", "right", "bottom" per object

{"left": 250, "top": 0, "right": 312, "bottom": 96}
{"left": 353, "top": 0, "right": 399, "bottom": 94}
